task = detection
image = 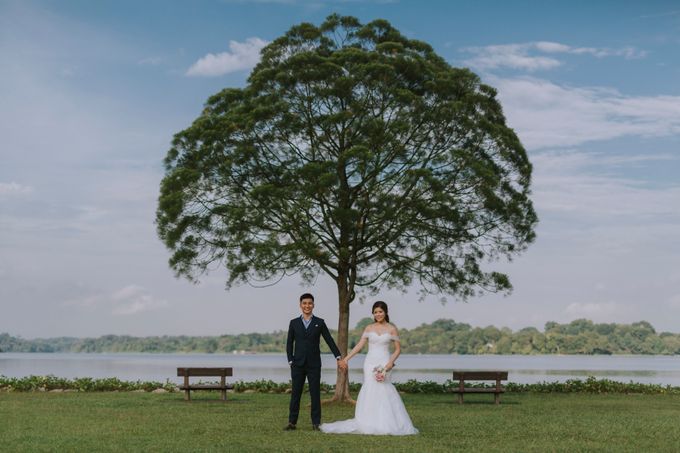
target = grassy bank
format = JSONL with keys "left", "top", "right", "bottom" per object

{"left": 2, "top": 391, "right": 680, "bottom": 452}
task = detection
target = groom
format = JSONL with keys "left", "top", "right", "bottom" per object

{"left": 285, "top": 293, "right": 345, "bottom": 431}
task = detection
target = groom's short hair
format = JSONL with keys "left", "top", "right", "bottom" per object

{"left": 300, "top": 293, "right": 315, "bottom": 302}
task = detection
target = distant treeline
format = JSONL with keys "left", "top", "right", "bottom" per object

{"left": 2, "top": 319, "right": 679, "bottom": 355}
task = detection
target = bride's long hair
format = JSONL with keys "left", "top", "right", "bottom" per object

{"left": 372, "top": 301, "right": 390, "bottom": 323}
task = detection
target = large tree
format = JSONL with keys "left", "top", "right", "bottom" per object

{"left": 156, "top": 15, "right": 537, "bottom": 401}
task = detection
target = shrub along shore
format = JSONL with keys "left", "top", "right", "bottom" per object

{"left": 2, "top": 375, "right": 679, "bottom": 395}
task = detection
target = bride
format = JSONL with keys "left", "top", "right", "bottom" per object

{"left": 321, "top": 301, "right": 418, "bottom": 435}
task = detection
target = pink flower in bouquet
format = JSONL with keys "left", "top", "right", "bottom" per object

{"left": 373, "top": 365, "right": 386, "bottom": 382}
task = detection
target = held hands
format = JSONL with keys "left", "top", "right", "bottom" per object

{"left": 337, "top": 358, "right": 348, "bottom": 371}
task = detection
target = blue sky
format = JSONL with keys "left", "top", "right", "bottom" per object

{"left": 1, "top": 0, "right": 679, "bottom": 338}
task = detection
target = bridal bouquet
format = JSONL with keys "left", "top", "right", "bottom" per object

{"left": 372, "top": 365, "right": 387, "bottom": 382}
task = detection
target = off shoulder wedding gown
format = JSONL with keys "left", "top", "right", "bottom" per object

{"left": 320, "top": 332, "right": 418, "bottom": 435}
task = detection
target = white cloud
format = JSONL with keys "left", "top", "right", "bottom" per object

{"left": 494, "top": 76, "right": 680, "bottom": 149}
{"left": 669, "top": 294, "right": 680, "bottom": 310}
{"left": 531, "top": 150, "right": 680, "bottom": 219}
{"left": 59, "top": 66, "right": 77, "bottom": 77}
{"left": 0, "top": 182, "right": 33, "bottom": 196}
{"left": 565, "top": 302, "right": 624, "bottom": 319}
{"left": 65, "top": 285, "right": 168, "bottom": 315}
{"left": 111, "top": 285, "right": 168, "bottom": 315}
{"left": 186, "top": 37, "right": 268, "bottom": 77}
{"left": 218, "top": 0, "right": 398, "bottom": 4}
{"left": 639, "top": 10, "right": 680, "bottom": 19}
{"left": 463, "top": 43, "right": 562, "bottom": 71}
{"left": 463, "top": 41, "right": 646, "bottom": 72}
{"left": 565, "top": 302, "right": 619, "bottom": 319}
{"left": 532, "top": 42, "right": 571, "bottom": 53}
{"left": 138, "top": 56, "right": 163, "bottom": 66}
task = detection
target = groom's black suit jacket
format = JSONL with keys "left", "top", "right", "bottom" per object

{"left": 286, "top": 316, "right": 341, "bottom": 368}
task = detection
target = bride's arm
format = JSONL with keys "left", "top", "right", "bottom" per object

{"left": 342, "top": 329, "right": 369, "bottom": 366}
{"left": 385, "top": 326, "right": 401, "bottom": 371}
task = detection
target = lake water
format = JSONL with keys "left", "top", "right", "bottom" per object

{"left": 1, "top": 353, "right": 679, "bottom": 386}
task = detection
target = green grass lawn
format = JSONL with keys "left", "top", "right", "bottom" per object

{"left": 2, "top": 391, "right": 679, "bottom": 452}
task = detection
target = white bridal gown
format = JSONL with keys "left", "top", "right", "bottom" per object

{"left": 320, "top": 332, "right": 418, "bottom": 435}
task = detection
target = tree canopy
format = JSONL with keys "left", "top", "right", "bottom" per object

{"left": 156, "top": 14, "right": 538, "bottom": 400}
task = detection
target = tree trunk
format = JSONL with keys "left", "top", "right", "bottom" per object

{"left": 329, "top": 274, "right": 354, "bottom": 403}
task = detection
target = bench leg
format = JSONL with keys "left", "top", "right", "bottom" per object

{"left": 184, "top": 375, "right": 190, "bottom": 401}
{"left": 458, "top": 393, "right": 463, "bottom": 404}
{"left": 221, "top": 375, "right": 227, "bottom": 401}
{"left": 495, "top": 378, "right": 501, "bottom": 404}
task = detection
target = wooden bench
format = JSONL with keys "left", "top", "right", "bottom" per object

{"left": 177, "top": 367, "right": 234, "bottom": 401}
{"left": 452, "top": 371, "right": 508, "bottom": 404}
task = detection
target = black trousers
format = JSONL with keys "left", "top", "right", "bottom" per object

{"left": 288, "top": 363, "right": 321, "bottom": 425}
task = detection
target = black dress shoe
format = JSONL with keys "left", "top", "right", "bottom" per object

{"left": 284, "top": 423, "right": 296, "bottom": 431}
{"left": 312, "top": 424, "right": 320, "bottom": 431}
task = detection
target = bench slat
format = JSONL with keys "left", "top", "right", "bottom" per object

{"left": 452, "top": 371, "right": 508, "bottom": 380}
{"left": 452, "top": 388, "right": 505, "bottom": 394}
{"left": 180, "top": 384, "right": 235, "bottom": 390}
{"left": 177, "top": 367, "right": 233, "bottom": 377}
